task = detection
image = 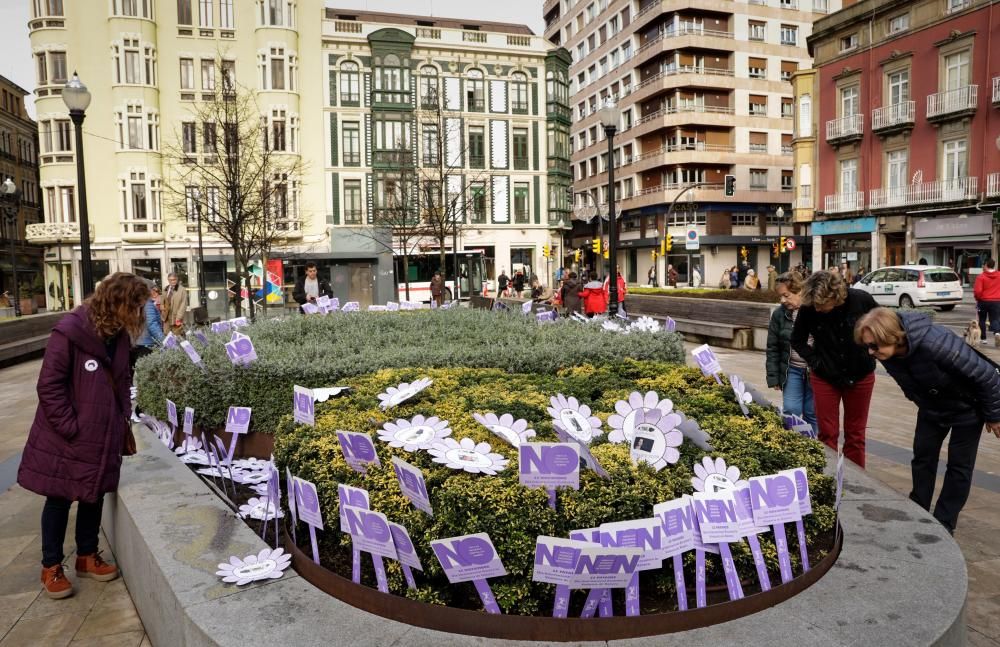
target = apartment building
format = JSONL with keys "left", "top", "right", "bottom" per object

{"left": 801, "top": 0, "right": 1000, "bottom": 279}
{"left": 0, "top": 75, "right": 43, "bottom": 310}
{"left": 322, "top": 9, "right": 571, "bottom": 298}
{"left": 544, "top": 0, "right": 835, "bottom": 284}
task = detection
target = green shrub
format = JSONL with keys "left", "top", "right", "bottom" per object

{"left": 630, "top": 288, "right": 780, "bottom": 303}
{"left": 274, "top": 362, "right": 834, "bottom": 615}
{"left": 135, "top": 309, "right": 684, "bottom": 434}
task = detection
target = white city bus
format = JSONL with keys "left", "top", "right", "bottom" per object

{"left": 393, "top": 250, "right": 487, "bottom": 302}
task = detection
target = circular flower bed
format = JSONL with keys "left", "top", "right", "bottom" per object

{"left": 274, "top": 360, "right": 835, "bottom": 616}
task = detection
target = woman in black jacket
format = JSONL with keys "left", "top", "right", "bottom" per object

{"left": 855, "top": 308, "right": 1000, "bottom": 533}
{"left": 791, "top": 270, "right": 878, "bottom": 467}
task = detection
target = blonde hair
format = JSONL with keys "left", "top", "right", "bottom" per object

{"left": 775, "top": 271, "right": 805, "bottom": 294}
{"left": 854, "top": 307, "right": 906, "bottom": 347}
{"left": 801, "top": 270, "right": 848, "bottom": 308}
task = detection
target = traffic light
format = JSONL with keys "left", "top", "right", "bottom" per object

{"left": 603, "top": 248, "right": 609, "bottom": 259}
{"left": 665, "top": 233, "right": 674, "bottom": 253}
{"left": 772, "top": 243, "right": 780, "bottom": 258}
{"left": 779, "top": 236, "right": 787, "bottom": 253}
{"left": 592, "top": 238, "right": 602, "bottom": 254}
{"left": 724, "top": 174, "right": 736, "bottom": 196}
{"left": 542, "top": 244, "right": 550, "bottom": 259}
{"left": 573, "top": 249, "right": 581, "bottom": 263}
{"left": 651, "top": 249, "right": 658, "bottom": 261}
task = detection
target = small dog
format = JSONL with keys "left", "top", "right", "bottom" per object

{"left": 964, "top": 320, "right": 982, "bottom": 346}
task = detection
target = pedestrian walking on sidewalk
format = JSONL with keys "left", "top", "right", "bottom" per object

{"left": 18, "top": 273, "right": 148, "bottom": 599}
{"left": 766, "top": 265, "right": 777, "bottom": 291}
{"left": 560, "top": 272, "right": 582, "bottom": 315}
{"left": 791, "top": 270, "right": 878, "bottom": 467}
{"left": 973, "top": 259, "right": 1000, "bottom": 347}
{"left": 765, "top": 271, "right": 818, "bottom": 435}
{"left": 161, "top": 272, "right": 187, "bottom": 334}
{"left": 854, "top": 307, "right": 1000, "bottom": 533}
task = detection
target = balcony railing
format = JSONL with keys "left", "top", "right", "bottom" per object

{"left": 987, "top": 172, "right": 1000, "bottom": 197}
{"left": 637, "top": 26, "right": 733, "bottom": 54}
{"left": 637, "top": 104, "right": 734, "bottom": 125}
{"left": 825, "top": 114, "right": 863, "bottom": 143}
{"left": 823, "top": 192, "right": 864, "bottom": 213}
{"left": 25, "top": 222, "right": 91, "bottom": 244}
{"left": 926, "top": 85, "right": 978, "bottom": 121}
{"left": 796, "top": 195, "right": 812, "bottom": 209}
{"left": 872, "top": 101, "right": 915, "bottom": 132}
{"left": 869, "top": 177, "right": 979, "bottom": 209}
{"left": 993, "top": 77, "right": 1000, "bottom": 104}
{"left": 636, "top": 66, "right": 732, "bottom": 90}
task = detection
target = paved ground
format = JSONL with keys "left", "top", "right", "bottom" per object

{"left": 0, "top": 330, "right": 998, "bottom": 645}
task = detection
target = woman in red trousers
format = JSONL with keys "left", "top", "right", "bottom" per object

{"left": 791, "top": 270, "right": 878, "bottom": 467}
{"left": 18, "top": 273, "right": 149, "bottom": 598}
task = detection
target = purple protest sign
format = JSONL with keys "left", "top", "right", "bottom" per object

{"left": 835, "top": 451, "right": 845, "bottom": 512}
{"left": 599, "top": 517, "right": 669, "bottom": 616}
{"left": 781, "top": 467, "right": 812, "bottom": 571}
{"left": 293, "top": 385, "right": 315, "bottom": 426}
{"left": 691, "top": 344, "right": 723, "bottom": 384}
{"left": 230, "top": 316, "right": 249, "bottom": 328}
{"left": 553, "top": 427, "right": 610, "bottom": 479}
{"left": 343, "top": 505, "right": 395, "bottom": 593}
{"left": 225, "top": 335, "right": 258, "bottom": 366}
{"left": 166, "top": 399, "right": 178, "bottom": 428}
{"left": 191, "top": 330, "right": 209, "bottom": 347}
{"left": 750, "top": 472, "right": 802, "bottom": 583}
{"left": 391, "top": 456, "right": 433, "bottom": 516}
{"left": 570, "top": 545, "right": 643, "bottom": 590}
{"left": 163, "top": 333, "right": 179, "bottom": 349}
{"left": 665, "top": 316, "right": 677, "bottom": 332}
{"left": 179, "top": 340, "right": 203, "bottom": 366}
{"left": 569, "top": 527, "right": 612, "bottom": 618}
{"left": 301, "top": 303, "right": 320, "bottom": 315}
{"left": 211, "top": 320, "right": 231, "bottom": 334}
{"left": 389, "top": 522, "right": 422, "bottom": 590}
{"left": 431, "top": 533, "right": 507, "bottom": 614}
{"left": 182, "top": 407, "right": 194, "bottom": 436}
{"left": 338, "top": 484, "right": 369, "bottom": 582}
{"left": 653, "top": 498, "right": 695, "bottom": 611}
{"left": 285, "top": 467, "right": 298, "bottom": 544}
{"left": 536, "top": 310, "right": 558, "bottom": 323}
{"left": 691, "top": 490, "right": 743, "bottom": 601}
{"left": 336, "top": 430, "right": 381, "bottom": 474}
{"left": 519, "top": 443, "right": 580, "bottom": 509}
{"left": 782, "top": 412, "right": 816, "bottom": 439}
{"left": 733, "top": 485, "right": 772, "bottom": 592}
{"left": 532, "top": 537, "right": 590, "bottom": 618}
{"left": 293, "top": 476, "right": 323, "bottom": 564}
{"left": 342, "top": 301, "right": 359, "bottom": 312}
{"left": 224, "top": 406, "right": 251, "bottom": 463}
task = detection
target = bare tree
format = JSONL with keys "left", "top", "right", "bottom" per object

{"left": 161, "top": 60, "right": 304, "bottom": 318}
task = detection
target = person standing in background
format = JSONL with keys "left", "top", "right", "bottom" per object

{"left": 647, "top": 265, "right": 657, "bottom": 287}
{"left": 560, "top": 271, "right": 582, "bottom": 315}
{"left": 161, "top": 273, "right": 187, "bottom": 334}
{"left": 767, "top": 265, "right": 777, "bottom": 291}
{"left": 766, "top": 271, "right": 818, "bottom": 435}
{"left": 973, "top": 259, "right": 1000, "bottom": 347}
{"left": 430, "top": 271, "right": 445, "bottom": 307}
{"left": 691, "top": 265, "right": 702, "bottom": 288}
{"left": 292, "top": 262, "right": 334, "bottom": 313}
{"left": 667, "top": 264, "right": 679, "bottom": 288}
{"left": 497, "top": 269, "right": 510, "bottom": 296}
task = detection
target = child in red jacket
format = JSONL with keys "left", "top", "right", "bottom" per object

{"left": 580, "top": 280, "right": 608, "bottom": 317}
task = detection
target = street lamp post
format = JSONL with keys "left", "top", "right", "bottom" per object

{"left": 56, "top": 238, "right": 65, "bottom": 310}
{"left": 598, "top": 100, "right": 621, "bottom": 316}
{"left": 1, "top": 178, "right": 22, "bottom": 317}
{"left": 194, "top": 202, "right": 207, "bottom": 308}
{"left": 775, "top": 206, "right": 785, "bottom": 273}
{"left": 62, "top": 72, "right": 94, "bottom": 297}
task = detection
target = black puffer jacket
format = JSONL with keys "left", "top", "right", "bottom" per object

{"left": 791, "top": 288, "right": 877, "bottom": 388}
{"left": 881, "top": 311, "right": 1000, "bottom": 425}
{"left": 765, "top": 306, "right": 794, "bottom": 388}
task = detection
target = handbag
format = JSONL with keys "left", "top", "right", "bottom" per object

{"left": 103, "top": 366, "right": 137, "bottom": 456}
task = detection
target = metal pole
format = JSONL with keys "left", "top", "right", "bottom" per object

{"left": 195, "top": 203, "right": 207, "bottom": 308}
{"left": 56, "top": 239, "right": 65, "bottom": 311}
{"left": 6, "top": 210, "right": 20, "bottom": 317}
{"left": 69, "top": 110, "right": 94, "bottom": 297}
{"left": 452, "top": 222, "right": 459, "bottom": 300}
{"left": 606, "top": 125, "right": 618, "bottom": 317}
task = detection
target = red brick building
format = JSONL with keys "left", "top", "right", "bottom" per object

{"left": 803, "top": 0, "right": 999, "bottom": 280}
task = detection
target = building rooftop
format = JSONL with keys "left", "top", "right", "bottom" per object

{"left": 323, "top": 7, "right": 535, "bottom": 36}
{"left": 0, "top": 74, "right": 31, "bottom": 98}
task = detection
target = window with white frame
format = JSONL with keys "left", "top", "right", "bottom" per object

{"left": 120, "top": 171, "right": 161, "bottom": 224}
{"left": 113, "top": 0, "right": 154, "bottom": 18}
{"left": 944, "top": 50, "right": 970, "bottom": 90}
{"left": 732, "top": 213, "right": 758, "bottom": 227}
{"left": 840, "top": 84, "right": 859, "bottom": 116}
{"left": 182, "top": 122, "right": 197, "bottom": 154}
{"left": 220, "top": 0, "right": 233, "bottom": 28}
{"left": 35, "top": 51, "right": 67, "bottom": 87}
{"left": 177, "top": 0, "right": 192, "bottom": 24}
{"left": 179, "top": 58, "right": 194, "bottom": 89}
{"left": 184, "top": 186, "right": 201, "bottom": 223}
{"left": 947, "top": 0, "right": 972, "bottom": 13}
{"left": 343, "top": 179, "right": 363, "bottom": 224}
{"left": 32, "top": 0, "right": 64, "bottom": 17}
{"left": 942, "top": 139, "right": 967, "bottom": 180}
{"left": 511, "top": 72, "right": 528, "bottom": 113}
{"left": 887, "top": 13, "right": 908, "bottom": 34}
{"left": 839, "top": 158, "right": 858, "bottom": 193}
{"left": 886, "top": 149, "right": 908, "bottom": 191}
{"left": 198, "top": 0, "right": 212, "bottom": 27}
{"left": 780, "top": 24, "right": 797, "bottom": 45}
{"left": 221, "top": 59, "right": 235, "bottom": 90}
{"left": 840, "top": 33, "right": 858, "bottom": 51}
{"left": 749, "top": 169, "right": 768, "bottom": 189}
{"left": 340, "top": 61, "right": 360, "bottom": 104}
{"left": 419, "top": 66, "right": 438, "bottom": 107}
{"left": 259, "top": 0, "right": 295, "bottom": 27}
{"left": 267, "top": 173, "right": 297, "bottom": 224}
{"left": 39, "top": 119, "right": 72, "bottom": 153}
{"left": 268, "top": 47, "right": 285, "bottom": 90}
{"left": 887, "top": 69, "right": 909, "bottom": 105}
{"left": 749, "top": 21, "right": 766, "bottom": 41}
{"left": 202, "top": 121, "right": 215, "bottom": 154}
{"left": 201, "top": 59, "right": 215, "bottom": 91}
{"left": 115, "top": 104, "right": 146, "bottom": 150}
{"left": 798, "top": 94, "right": 811, "bottom": 137}
{"left": 268, "top": 108, "right": 286, "bottom": 151}
{"left": 466, "top": 69, "right": 485, "bottom": 112}
{"left": 44, "top": 185, "right": 75, "bottom": 223}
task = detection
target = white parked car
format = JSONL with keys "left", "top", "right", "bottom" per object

{"left": 854, "top": 265, "right": 963, "bottom": 311}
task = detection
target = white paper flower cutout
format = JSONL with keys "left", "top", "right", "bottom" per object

{"left": 547, "top": 394, "right": 604, "bottom": 445}
{"left": 730, "top": 375, "right": 752, "bottom": 416}
{"left": 377, "top": 377, "right": 433, "bottom": 410}
{"left": 238, "top": 497, "right": 285, "bottom": 521}
{"left": 378, "top": 414, "right": 452, "bottom": 452}
{"left": 607, "top": 391, "right": 674, "bottom": 445}
{"left": 628, "top": 316, "right": 661, "bottom": 333}
{"left": 196, "top": 465, "right": 241, "bottom": 479}
{"left": 178, "top": 450, "right": 211, "bottom": 466}
{"left": 175, "top": 436, "right": 203, "bottom": 455}
{"left": 691, "top": 456, "right": 748, "bottom": 493}
{"left": 629, "top": 409, "right": 684, "bottom": 471}
{"left": 601, "top": 320, "right": 624, "bottom": 333}
{"left": 232, "top": 457, "right": 272, "bottom": 472}
{"left": 249, "top": 482, "right": 271, "bottom": 496}
{"left": 234, "top": 470, "right": 270, "bottom": 485}
{"left": 427, "top": 437, "right": 509, "bottom": 475}
{"left": 216, "top": 548, "right": 291, "bottom": 586}
{"left": 472, "top": 412, "right": 537, "bottom": 448}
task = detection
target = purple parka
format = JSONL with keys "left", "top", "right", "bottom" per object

{"left": 18, "top": 306, "right": 132, "bottom": 503}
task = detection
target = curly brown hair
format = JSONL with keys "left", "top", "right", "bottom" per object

{"left": 801, "top": 270, "right": 848, "bottom": 308}
{"left": 775, "top": 270, "right": 805, "bottom": 294}
{"left": 86, "top": 272, "right": 150, "bottom": 340}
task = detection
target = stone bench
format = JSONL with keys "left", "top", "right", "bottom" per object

{"left": 628, "top": 295, "right": 776, "bottom": 350}
{"left": 104, "top": 430, "right": 967, "bottom": 647}
{"left": 0, "top": 312, "right": 67, "bottom": 367}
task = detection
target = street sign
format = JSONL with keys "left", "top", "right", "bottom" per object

{"left": 685, "top": 228, "right": 700, "bottom": 251}
{"left": 785, "top": 238, "right": 797, "bottom": 251}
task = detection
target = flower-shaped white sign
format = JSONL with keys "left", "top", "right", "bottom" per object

{"left": 629, "top": 409, "right": 684, "bottom": 471}
{"left": 472, "top": 412, "right": 537, "bottom": 448}
{"left": 547, "top": 394, "right": 603, "bottom": 445}
{"left": 178, "top": 450, "right": 211, "bottom": 466}
{"left": 232, "top": 457, "right": 272, "bottom": 472}
{"left": 249, "top": 482, "right": 271, "bottom": 496}
{"left": 175, "top": 436, "right": 203, "bottom": 455}
{"left": 216, "top": 548, "right": 292, "bottom": 586}
{"left": 238, "top": 497, "right": 284, "bottom": 521}
{"left": 378, "top": 415, "right": 452, "bottom": 452}
{"left": 691, "top": 456, "right": 748, "bottom": 493}
{"left": 377, "top": 377, "right": 433, "bottom": 410}
{"left": 629, "top": 316, "right": 661, "bottom": 333}
{"left": 607, "top": 391, "right": 674, "bottom": 445}
{"left": 601, "top": 320, "right": 625, "bottom": 334}
{"left": 427, "top": 438, "right": 509, "bottom": 475}
{"left": 234, "top": 470, "right": 270, "bottom": 485}
{"left": 730, "top": 375, "right": 752, "bottom": 416}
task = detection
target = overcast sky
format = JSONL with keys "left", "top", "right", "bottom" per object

{"left": 0, "top": 0, "right": 547, "bottom": 120}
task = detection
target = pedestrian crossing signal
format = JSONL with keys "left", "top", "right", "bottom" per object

{"left": 725, "top": 175, "right": 736, "bottom": 196}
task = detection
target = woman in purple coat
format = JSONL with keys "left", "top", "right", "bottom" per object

{"left": 18, "top": 273, "right": 149, "bottom": 599}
